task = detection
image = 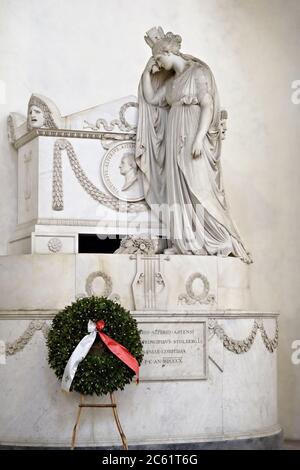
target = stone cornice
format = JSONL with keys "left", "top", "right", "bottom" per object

{"left": 0, "top": 309, "right": 279, "bottom": 320}
{"left": 14, "top": 128, "right": 136, "bottom": 149}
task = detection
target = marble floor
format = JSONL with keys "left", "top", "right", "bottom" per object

{"left": 284, "top": 440, "right": 300, "bottom": 450}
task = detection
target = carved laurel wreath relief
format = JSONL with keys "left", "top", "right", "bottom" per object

{"left": 178, "top": 272, "right": 215, "bottom": 305}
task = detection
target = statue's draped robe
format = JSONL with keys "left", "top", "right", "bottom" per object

{"left": 136, "top": 59, "right": 251, "bottom": 263}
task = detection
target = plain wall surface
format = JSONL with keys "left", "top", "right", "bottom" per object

{"left": 0, "top": 0, "right": 299, "bottom": 439}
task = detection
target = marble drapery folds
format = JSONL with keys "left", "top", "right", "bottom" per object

{"left": 136, "top": 55, "right": 252, "bottom": 263}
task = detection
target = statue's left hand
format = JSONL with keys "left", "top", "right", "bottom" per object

{"left": 192, "top": 137, "right": 204, "bottom": 158}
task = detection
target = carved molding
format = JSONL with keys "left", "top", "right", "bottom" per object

{"left": 14, "top": 128, "right": 136, "bottom": 150}
{"left": 35, "top": 217, "right": 153, "bottom": 228}
{"left": 5, "top": 320, "right": 50, "bottom": 356}
{"left": 52, "top": 138, "right": 147, "bottom": 213}
{"left": 208, "top": 319, "right": 279, "bottom": 353}
{"left": 178, "top": 272, "right": 215, "bottom": 305}
{"left": 85, "top": 271, "right": 120, "bottom": 302}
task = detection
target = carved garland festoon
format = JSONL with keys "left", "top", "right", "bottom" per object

{"left": 52, "top": 138, "right": 147, "bottom": 213}
{"left": 208, "top": 319, "right": 278, "bottom": 353}
{"left": 5, "top": 320, "right": 50, "bottom": 356}
{"left": 4, "top": 317, "right": 278, "bottom": 357}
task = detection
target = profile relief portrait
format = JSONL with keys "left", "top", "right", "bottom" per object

{"left": 119, "top": 152, "right": 139, "bottom": 191}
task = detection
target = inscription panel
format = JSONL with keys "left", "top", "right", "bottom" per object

{"left": 139, "top": 320, "right": 207, "bottom": 381}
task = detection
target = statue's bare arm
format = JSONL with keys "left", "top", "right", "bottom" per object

{"left": 142, "top": 57, "right": 166, "bottom": 105}
{"left": 192, "top": 93, "right": 213, "bottom": 158}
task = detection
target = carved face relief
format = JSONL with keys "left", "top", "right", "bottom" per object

{"left": 220, "top": 119, "right": 227, "bottom": 140}
{"left": 119, "top": 154, "right": 138, "bottom": 191}
{"left": 101, "top": 142, "right": 144, "bottom": 202}
{"left": 28, "top": 105, "right": 45, "bottom": 128}
{"left": 119, "top": 155, "right": 132, "bottom": 176}
{"left": 154, "top": 52, "right": 174, "bottom": 71}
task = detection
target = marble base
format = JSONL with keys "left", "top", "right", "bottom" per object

{"left": 0, "top": 310, "right": 279, "bottom": 447}
{"left": 0, "top": 429, "right": 283, "bottom": 450}
{"left": 0, "top": 253, "right": 250, "bottom": 311}
{"left": 0, "top": 253, "right": 279, "bottom": 447}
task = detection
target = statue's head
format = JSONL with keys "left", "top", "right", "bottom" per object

{"left": 27, "top": 94, "right": 62, "bottom": 130}
{"left": 119, "top": 153, "right": 137, "bottom": 176}
{"left": 145, "top": 27, "right": 182, "bottom": 70}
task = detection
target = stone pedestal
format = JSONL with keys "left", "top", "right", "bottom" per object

{"left": 1, "top": 97, "right": 280, "bottom": 448}
{"left": 0, "top": 254, "right": 280, "bottom": 449}
{"left": 8, "top": 96, "right": 163, "bottom": 256}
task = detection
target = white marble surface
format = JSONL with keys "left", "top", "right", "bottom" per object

{"left": 222, "top": 319, "right": 278, "bottom": 435}
{"left": 32, "top": 233, "right": 78, "bottom": 254}
{"left": 65, "top": 95, "right": 138, "bottom": 132}
{"left": 139, "top": 319, "right": 207, "bottom": 380}
{"left": 0, "top": 254, "right": 75, "bottom": 310}
{"left": 0, "top": 254, "right": 250, "bottom": 312}
{"left": 17, "top": 139, "right": 38, "bottom": 226}
{"left": 75, "top": 253, "right": 136, "bottom": 309}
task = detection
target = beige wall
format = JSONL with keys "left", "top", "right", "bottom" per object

{"left": 0, "top": 0, "right": 300, "bottom": 439}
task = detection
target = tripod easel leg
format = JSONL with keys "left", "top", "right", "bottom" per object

{"left": 71, "top": 394, "right": 84, "bottom": 450}
{"left": 110, "top": 393, "right": 128, "bottom": 450}
{"left": 70, "top": 393, "right": 128, "bottom": 450}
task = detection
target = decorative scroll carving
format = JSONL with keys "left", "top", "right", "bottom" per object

{"left": 115, "top": 235, "right": 159, "bottom": 254}
{"left": 52, "top": 138, "right": 147, "bottom": 213}
{"left": 85, "top": 270, "right": 120, "bottom": 302}
{"left": 132, "top": 255, "right": 167, "bottom": 310}
{"left": 6, "top": 320, "right": 50, "bottom": 356}
{"left": 155, "top": 272, "right": 165, "bottom": 286}
{"left": 14, "top": 128, "right": 136, "bottom": 150}
{"left": 178, "top": 272, "right": 215, "bottom": 305}
{"left": 208, "top": 319, "right": 278, "bottom": 354}
{"left": 84, "top": 102, "right": 138, "bottom": 132}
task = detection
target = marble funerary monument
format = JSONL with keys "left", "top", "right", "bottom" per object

{"left": 0, "top": 27, "right": 280, "bottom": 449}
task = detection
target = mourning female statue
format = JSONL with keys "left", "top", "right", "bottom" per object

{"left": 136, "top": 27, "right": 252, "bottom": 263}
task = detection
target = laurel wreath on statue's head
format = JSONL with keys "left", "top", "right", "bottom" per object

{"left": 47, "top": 296, "right": 143, "bottom": 396}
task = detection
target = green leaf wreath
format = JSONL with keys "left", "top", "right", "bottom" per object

{"left": 47, "top": 296, "right": 143, "bottom": 396}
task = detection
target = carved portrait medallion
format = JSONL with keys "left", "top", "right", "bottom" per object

{"left": 101, "top": 142, "right": 144, "bottom": 202}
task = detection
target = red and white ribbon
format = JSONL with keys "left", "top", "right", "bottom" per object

{"left": 61, "top": 320, "right": 139, "bottom": 392}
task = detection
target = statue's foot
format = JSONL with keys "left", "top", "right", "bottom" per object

{"left": 194, "top": 248, "right": 207, "bottom": 255}
{"left": 163, "top": 247, "right": 178, "bottom": 255}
